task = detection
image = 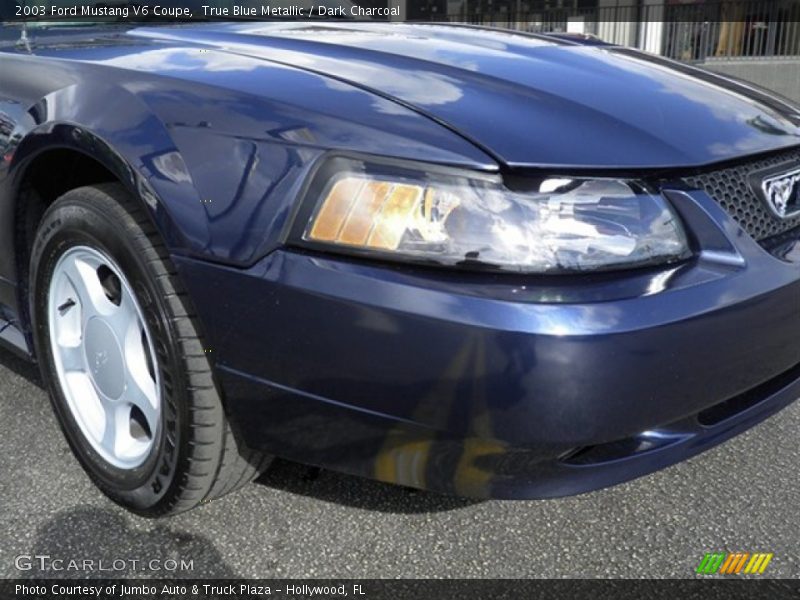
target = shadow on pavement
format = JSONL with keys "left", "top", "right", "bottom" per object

{"left": 18, "top": 506, "right": 237, "bottom": 579}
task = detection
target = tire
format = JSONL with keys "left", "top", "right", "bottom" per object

{"left": 30, "top": 183, "right": 272, "bottom": 517}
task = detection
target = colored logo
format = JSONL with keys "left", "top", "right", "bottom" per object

{"left": 696, "top": 552, "right": 773, "bottom": 575}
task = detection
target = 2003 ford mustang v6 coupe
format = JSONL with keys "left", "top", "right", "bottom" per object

{"left": 1, "top": 20, "right": 799, "bottom": 517}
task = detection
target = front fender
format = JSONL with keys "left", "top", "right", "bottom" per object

{"left": 7, "top": 81, "right": 204, "bottom": 257}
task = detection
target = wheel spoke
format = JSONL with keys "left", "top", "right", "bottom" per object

{"left": 64, "top": 372, "right": 105, "bottom": 442}
{"left": 63, "top": 256, "right": 116, "bottom": 323}
{"left": 106, "top": 289, "right": 140, "bottom": 345}
{"left": 100, "top": 400, "right": 126, "bottom": 458}
{"left": 57, "top": 343, "right": 85, "bottom": 373}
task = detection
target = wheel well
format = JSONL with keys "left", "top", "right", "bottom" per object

{"left": 14, "top": 149, "right": 118, "bottom": 335}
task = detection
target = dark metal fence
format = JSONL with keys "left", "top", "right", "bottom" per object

{"left": 659, "top": 0, "right": 800, "bottom": 61}
{"left": 445, "top": 0, "right": 800, "bottom": 61}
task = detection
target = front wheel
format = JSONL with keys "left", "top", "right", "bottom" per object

{"left": 30, "top": 183, "right": 271, "bottom": 517}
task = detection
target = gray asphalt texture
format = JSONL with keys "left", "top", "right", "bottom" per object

{"left": 1, "top": 350, "right": 798, "bottom": 580}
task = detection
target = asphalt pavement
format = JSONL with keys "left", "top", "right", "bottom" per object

{"left": 1, "top": 349, "right": 798, "bottom": 579}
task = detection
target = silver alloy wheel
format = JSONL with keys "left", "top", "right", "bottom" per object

{"left": 48, "top": 246, "right": 161, "bottom": 470}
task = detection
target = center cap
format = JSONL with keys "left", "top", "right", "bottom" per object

{"left": 84, "top": 318, "right": 125, "bottom": 399}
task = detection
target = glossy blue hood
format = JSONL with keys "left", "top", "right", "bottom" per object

{"left": 125, "top": 22, "right": 800, "bottom": 170}
{"left": 7, "top": 21, "right": 800, "bottom": 171}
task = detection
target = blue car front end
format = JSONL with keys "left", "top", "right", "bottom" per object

{"left": 173, "top": 147, "right": 800, "bottom": 499}
{"left": 3, "top": 22, "right": 800, "bottom": 500}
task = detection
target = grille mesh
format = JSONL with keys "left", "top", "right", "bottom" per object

{"left": 683, "top": 147, "right": 800, "bottom": 241}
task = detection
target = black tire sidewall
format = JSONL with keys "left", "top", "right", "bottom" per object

{"left": 30, "top": 192, "right": 185, "bottom": 513}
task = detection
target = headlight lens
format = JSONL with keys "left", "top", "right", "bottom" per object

{"left": 299, "top": 160, "right": 689, "bottom": 273}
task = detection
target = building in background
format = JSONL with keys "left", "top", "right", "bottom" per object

{"left": 406, "top": 0, "right": 799, "bottom": 60}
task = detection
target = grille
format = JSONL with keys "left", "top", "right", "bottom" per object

{"left": 683, "top": 146, "right": 800, "bottom": 242}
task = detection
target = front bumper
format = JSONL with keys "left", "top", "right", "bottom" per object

{"left": 174, "top": 188, "right": 800, "bottom": 498}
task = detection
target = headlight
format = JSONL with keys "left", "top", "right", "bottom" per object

{"left": 295, "top": 158, "right": 689, "bottom": 273}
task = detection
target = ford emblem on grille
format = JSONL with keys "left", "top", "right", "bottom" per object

{"left": 761, "top": 166, "right": 800, "bottom": 219}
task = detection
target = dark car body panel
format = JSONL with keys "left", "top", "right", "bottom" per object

{"left": 169, "top": 188, "right": 800, "bottom": 497}
{"left": 132, "top": 22, "right": 800, "bottom": 169}
{"left": 1, "top": 21, "right": 800, "bottom": 498}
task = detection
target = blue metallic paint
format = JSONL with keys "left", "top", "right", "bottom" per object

{"left": 132, "top": 22, "right": 800, "bottom": 168}
{"left": 170, "top": 187, "right": 800, "bottom": 496}
{"left": 1, "top": 22, "right": 799, "bottom": 498}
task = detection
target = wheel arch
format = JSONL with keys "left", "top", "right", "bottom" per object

{"left": 8, "top": 124, "right": 188, "bottom": 353}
